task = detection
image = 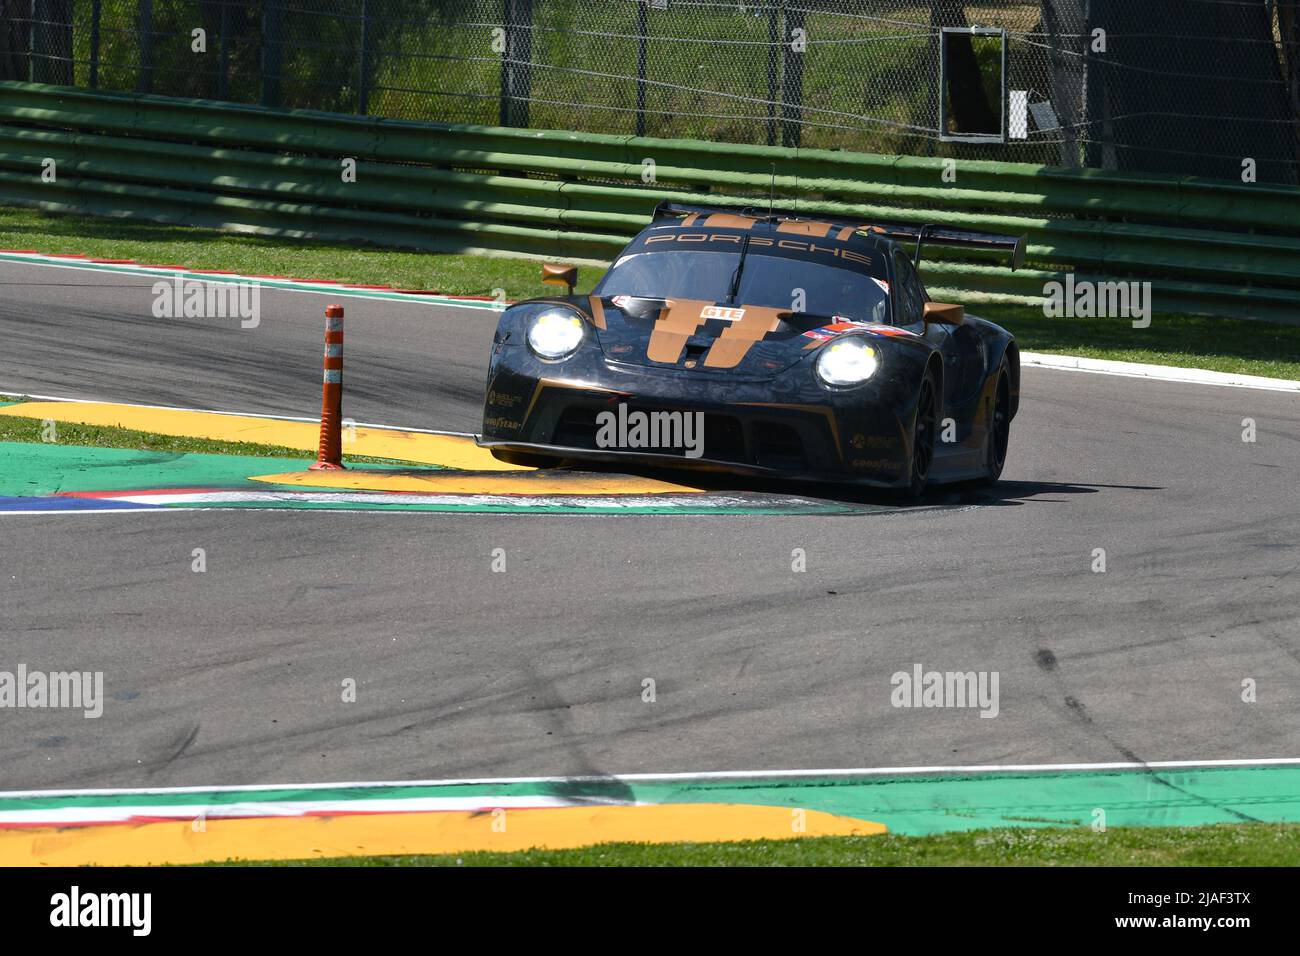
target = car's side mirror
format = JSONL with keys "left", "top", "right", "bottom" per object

{"left": 542, "top": 263, "right": 578, "bottom": 295}
{"left": 922, "top": 301, "right": 964, "bottom": 326}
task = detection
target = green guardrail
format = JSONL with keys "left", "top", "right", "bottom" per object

{"left": 1, "top": 81, "right": 1298, "bottom": 322}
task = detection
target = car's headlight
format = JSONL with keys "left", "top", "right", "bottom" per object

{"left": 526, "top": 310, "right": 585, "bottom": 360}
{"left": 815, "top": 337, "right": 879, "bottom": 386}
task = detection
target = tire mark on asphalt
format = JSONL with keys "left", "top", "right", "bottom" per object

{"left": 151, "top": 721, "right": 201, "bottom": 772}
{"left": 1031, "top": 646, "right": 1262, "bottom": 823}
{"left": 513, "top": 662, "right": 637, "bottom": 806}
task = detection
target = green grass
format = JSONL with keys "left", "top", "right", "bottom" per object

{"left": 3, "top": 205, "right": 1297, "bottom": 380}
{"left": 216, "top": 823, "right": 1300, "bottom": 867}
{"left": 0, "top": 206, "right": 598, "bottom": 300}
{"left": 979, "top": 305, "right": 1300, "bottom": 381}
{"left": 0, "top": 403, "right": 406, "bottom": 465}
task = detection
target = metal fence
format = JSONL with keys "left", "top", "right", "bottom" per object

{"left": 4, "top": 1, "right": 1299, "bottom": 184}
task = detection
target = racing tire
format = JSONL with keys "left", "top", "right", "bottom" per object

{"left": 903, "top": 366, "right": 939, "bottom": 498}
{"left": 982, "top": 363, "right": 1012, "bottom": 486}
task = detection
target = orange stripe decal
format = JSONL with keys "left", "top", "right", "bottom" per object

{"left": 646, "top": 298, "right": 713, "bottom": 364}
{"left": 703, "top": 306, "right": 786, "bottom": 369}
{"left": 703, "top": 213, "right": 759, "bottom": 230}
{"left": 777, "top": 220, "right": 834, "bottom": 237}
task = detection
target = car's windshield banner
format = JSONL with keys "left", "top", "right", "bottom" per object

{"left": 628, "top": 227, "right": 887, "bottom": 276}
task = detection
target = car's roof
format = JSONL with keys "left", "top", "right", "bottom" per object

{"left": 645, "top": 211, "right": 893, "bottom": 246}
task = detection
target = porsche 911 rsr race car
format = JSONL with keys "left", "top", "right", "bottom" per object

{"left": 479, "top": 202, "right": 1025, "bottom": 495}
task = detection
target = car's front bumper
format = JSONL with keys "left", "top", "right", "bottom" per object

{"left": 479, "top": 344, "right": 920, "bottom": 487}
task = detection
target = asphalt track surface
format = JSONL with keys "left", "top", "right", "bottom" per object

{"left": 2, "top": 260, "right": 1299, "bottom": 791}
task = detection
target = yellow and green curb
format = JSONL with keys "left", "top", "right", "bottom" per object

{"left": 1, "top": 804, "right": 878, "bottom": 867}
{"left": 4, "top": 760, "right": 1299, "bottom": 866}
{"left": 0, "top": 399, "right": 874, "bottom": 514}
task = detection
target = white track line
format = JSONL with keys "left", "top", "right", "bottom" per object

{"left": 3, "top": 756, "right": 1298, "bottom": 799}
{"left": 1022, "top": 351, "right": 1300, "bottom": 392}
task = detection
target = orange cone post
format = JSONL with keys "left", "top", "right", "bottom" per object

{"left": 309, "top": 304, "right": 346, "bottom": 471}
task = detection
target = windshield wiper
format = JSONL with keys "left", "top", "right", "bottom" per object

{"left": 725, "top": 233, "right": 751, "bottom": 305}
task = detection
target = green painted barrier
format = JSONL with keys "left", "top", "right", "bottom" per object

{"left": 1, "top": 81, "right": 1297, "bottom": 322}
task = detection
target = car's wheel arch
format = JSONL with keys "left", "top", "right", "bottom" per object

{"left": 1003, "top": 341, "right": 1020, "bottom": 420}
{"left": 924, "top": 349, "right": 945, "bottom": 409}
{"left": 925, "top": 348, "right": 946, "bottom": 395}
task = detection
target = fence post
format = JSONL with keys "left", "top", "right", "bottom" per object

{"left": 217, "top": 0, "right": 229, "bottom": 99}
{"left": 261, "top": 0, "right": 282, "bottom": 108}
{"left": 780, "top": 3, "right": 804, "bottom": 148}
{"left": 89, "top": 0, "right": 101, "bottom": 88}
{"left": 309, "top": 305, "right": 346, "bottom": 471}
{"left": 26, "top": 0, "right": 37, "bottom": 82}
{"left": 359, "top": 0, "right": 370, "bottom": 114}
{"left": 499, "top": 0, "right": 532, "bottom": 128}
{"left": 766, "top": 3, "right": 778, "bottom": 146}
{"left": 1083, "top": 0, "right": 1106, "bottom": 169}
{"left": 138, "top": 0, "right": 153, "bottom": 92}
{"left": 635, "top": 0, "right": 647, "bottom": 136}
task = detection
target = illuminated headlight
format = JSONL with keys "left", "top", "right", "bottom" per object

{"left": 526, "top": 310, "right": 584, "bottom": 360}
{"left": 815, "top": 337, "right": 879, "bottom": 386}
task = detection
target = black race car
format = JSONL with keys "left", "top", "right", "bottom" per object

{"left": 479, "top": 202, "right": 1025, "bottom": 495}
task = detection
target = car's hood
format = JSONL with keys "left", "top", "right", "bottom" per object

{"left": 586, "top": 295, "right": 882, "bottom": 377}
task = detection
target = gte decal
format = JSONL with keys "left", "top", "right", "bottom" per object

{"left": 701, "top": 305, "right": 745, "bottom": 321}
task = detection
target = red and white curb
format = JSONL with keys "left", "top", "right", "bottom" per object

{"left": 0, "top": 795, "right": 595, "bottom": 829}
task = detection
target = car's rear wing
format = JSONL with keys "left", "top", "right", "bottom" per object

{"left": 849, "top": 221, "right": 1027, "bottom": 272}
{"left": 651, "top": 201, "right": 1026, "bottom": 271}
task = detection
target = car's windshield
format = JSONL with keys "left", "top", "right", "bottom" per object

{"left": 595, "top": 250, "right": 890, "bottom": 324}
